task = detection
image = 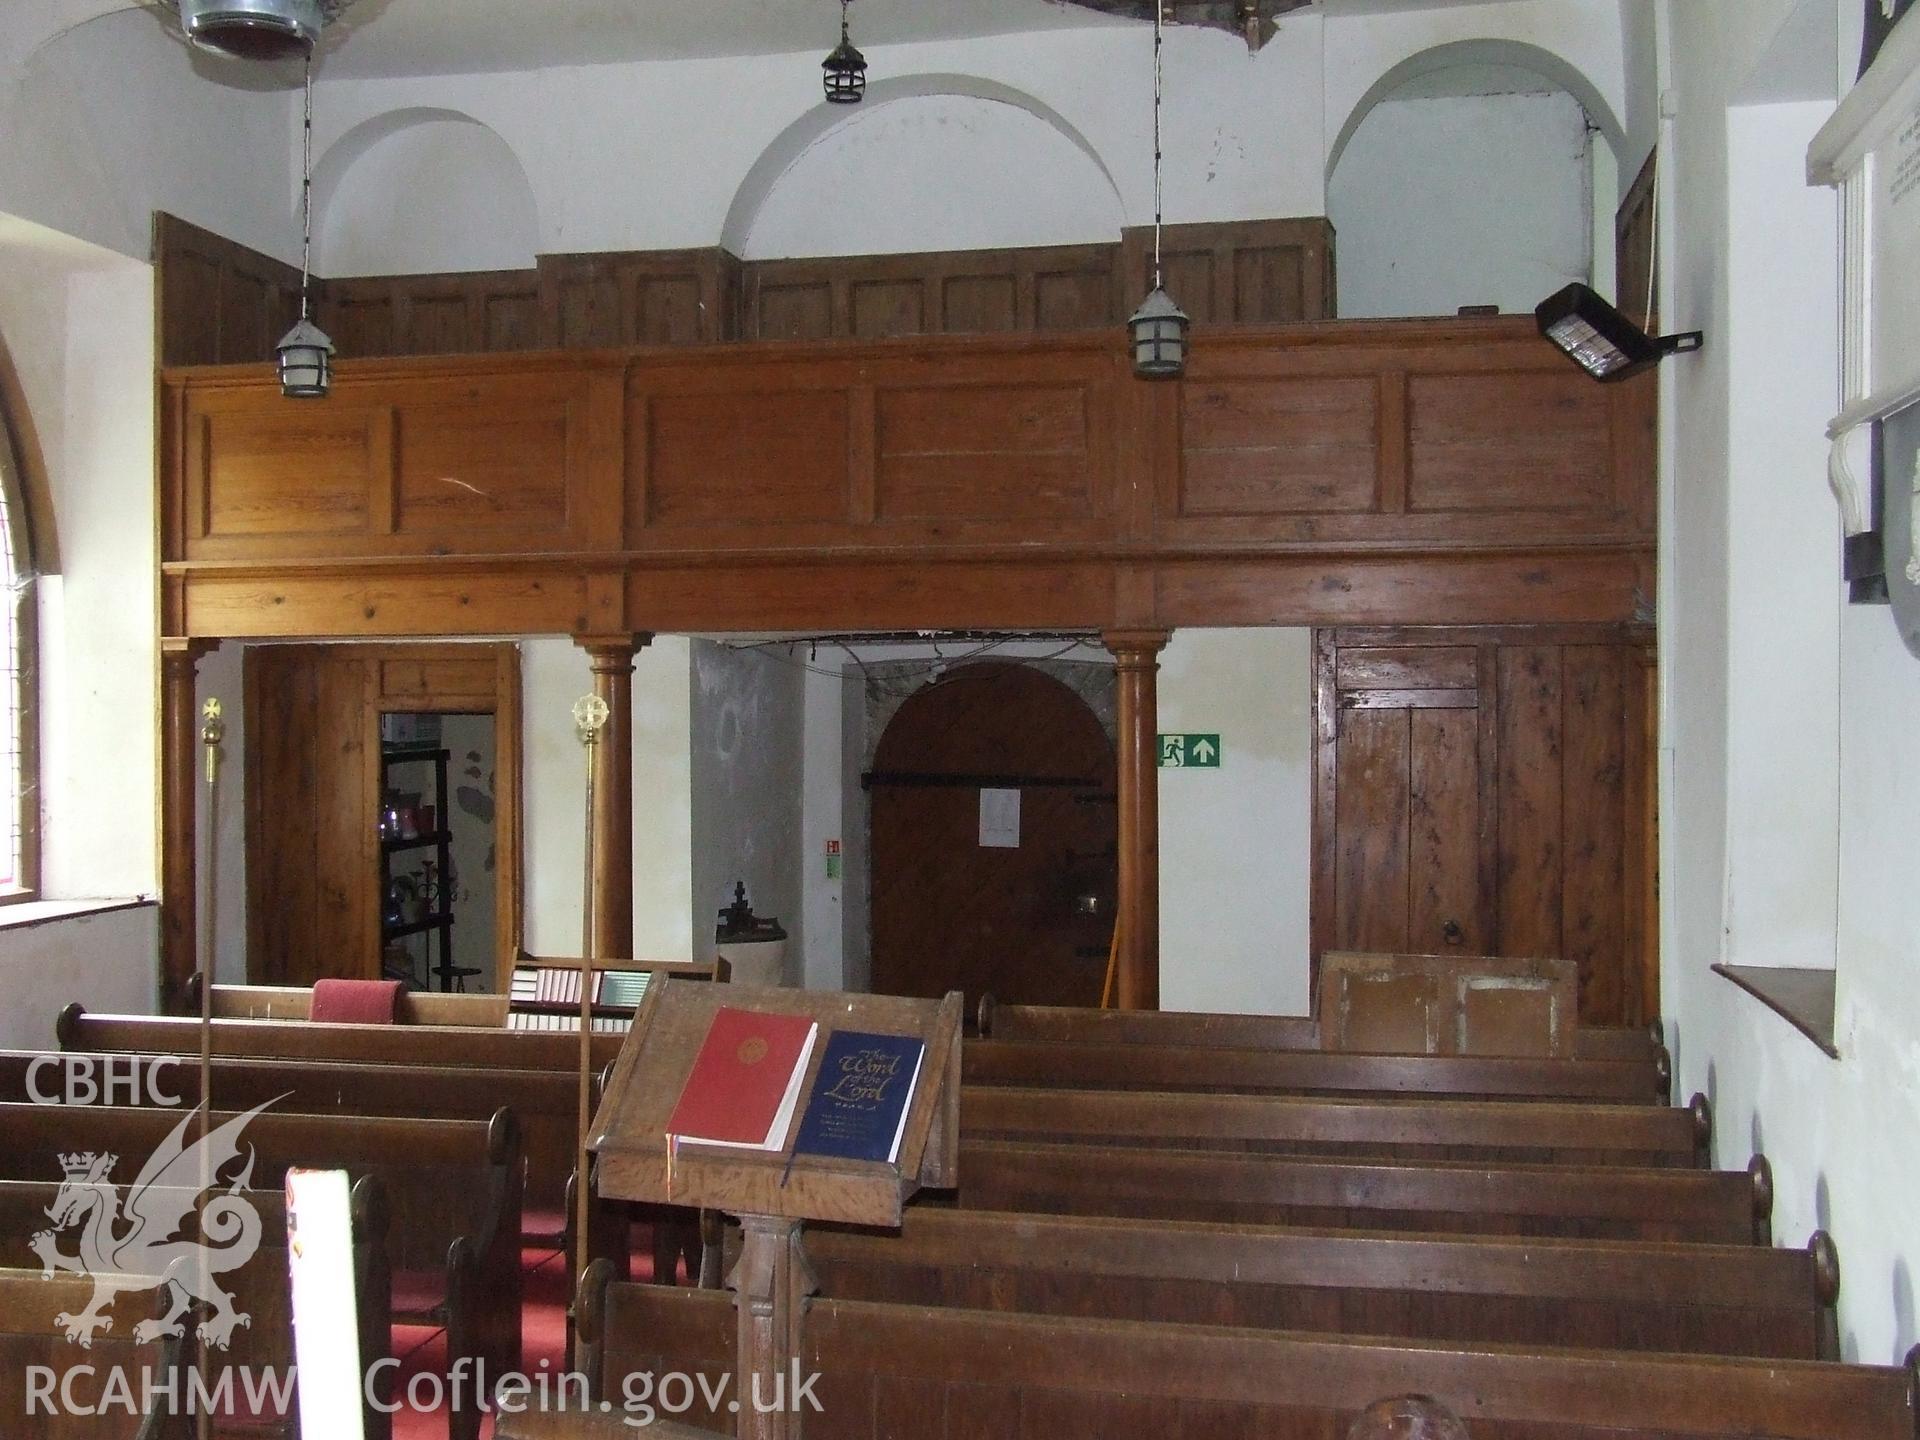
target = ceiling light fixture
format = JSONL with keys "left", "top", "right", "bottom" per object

{"left": 823, "top": 0, "right": 868, "bottom": 104}
{"left": 276, "top": 52, "right": 334, "bottom": 399}
{"left": 169, "top": 0, "right": 351, "bottom": 62}
{"left": 1535, "top": 284, "right": 1702, "bottom": 383}
{"left": 1129, "top": 3, "right": 1190, "bottom": 379}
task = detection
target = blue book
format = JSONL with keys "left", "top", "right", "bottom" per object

{"left": 791, "top": 1030, "right": 926, "bottom": 1166}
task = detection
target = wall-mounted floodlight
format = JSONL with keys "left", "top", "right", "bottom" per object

{"left": 1535, "top": 284, "right": 1703, "bottom": 383}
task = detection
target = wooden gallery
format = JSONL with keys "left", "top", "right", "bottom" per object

{"left": 0, "top": 1, "right": 1916, "bottom": 1438}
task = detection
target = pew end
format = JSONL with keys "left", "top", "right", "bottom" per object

{"left": 1750, "top": 1154, "right": 1775, "bottom": 1244}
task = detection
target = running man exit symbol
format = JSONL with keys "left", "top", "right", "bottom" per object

{"left": 1157, "top": 734, "right": 1221, "bottom": 768}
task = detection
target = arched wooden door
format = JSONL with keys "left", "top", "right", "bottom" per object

{"left": 870, "top": 663, "right": 1116, "bottom": 1011}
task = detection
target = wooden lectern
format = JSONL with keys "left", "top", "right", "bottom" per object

{"left": 589, "top": 984, "right": 962, "bottom": 1440}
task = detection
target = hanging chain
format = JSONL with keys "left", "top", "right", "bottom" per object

{"left": 300, "top": 50, "right": 315, "bottom": 321}
{"left": 841, "top": 0, "right": 852, "bottom": 45}
{"left": 1152, "top": 2, "right": 1165, "bottom": 289}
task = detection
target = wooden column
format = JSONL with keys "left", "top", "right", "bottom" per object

{"left": 1104, "top": 630, "right": 1170, "bottom": 1011}
{"left": 158, "top": 638, "right": 214, "bottom": 1014}
{"left": 574, "top": 633, "right": 650, "bottom": 960}
{"left": 726, "top": 1215, "right": 817, "bottom": 1440}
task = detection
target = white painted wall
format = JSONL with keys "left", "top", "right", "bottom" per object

{"left": 195, "top": 641, "right": 247, "bottom": 984}
{"left": 0, "top": 8, "right": 294, "bottom": 263}
{"left": 306, "top": 21, "right": 1328, "bottom": 259}
{"left": 316, "top": 114, "right": 540, "bottom": 276}
{"left": 0, "top": 904, "right": 157, "bottom": 1048}
{"left": 742, "top": 93, "right": 1125, "bottom": 260}
{"left": 689, "top": 642, "right": 805, "bottom": 980}
{"left": 522, "top": 635, "right": 695, "bottom": 962}
{"left": 440, "top": 713, "right": 498, "bottom": 989}
{"left": 799, "top": 658, "right": 846, "bottom": 990}
{"left": 1661, "top": 0, "right": 1920, "bottom": 1364}
{"left": 1157, "top": 629, "right": 1314, "bottom": 1016}
{"left": 1330, "top": 85, "right": 1593, "bottom": 318}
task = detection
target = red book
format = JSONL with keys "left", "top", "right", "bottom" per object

{"left": 666, "top": 1006, "right": 819, "bottom": 1152}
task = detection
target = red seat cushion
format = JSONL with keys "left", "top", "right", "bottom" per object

{"left": 311, "top": 978, "right": 403, "bottom": 1024}
{"left": 389, "top": 1267, "right": 447, "bottom": 1321}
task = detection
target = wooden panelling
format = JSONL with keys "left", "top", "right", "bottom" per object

{"left": 1121, "top": 218, "right": 1337, "bottom": 325}
{"left": 177, "top": 364, "right": 613, "bottom": 561}
{"left": 740, "top": 243, "right": 1123, "bottom": 342}
{"left": 1160, "top": 323, "right": 1651, "bottom": 551}
{"left": 875, "top": 383, "right": 1097, "bottom": 522}
{"left": 159, "top": 219, "right": 1334, "bottom": 370}
{"left": 1408, "top": 371, "right": 1615, "bottom": 514}
{"left": 1177, "top": 377, "right": 1379, "bottom": 516}
{"left": 1313, "top": 626, "right": 1657, "bottom": 1026}
{"left": 640, "top": 386, "right": 853, "bottom": 527}
{"left": 162, "top": 317, "right": 1655, "bottom": 637}
{"left": 154, "top": 213, "right": 304, "bottom": 368}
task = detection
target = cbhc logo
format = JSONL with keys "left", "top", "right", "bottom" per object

{"left": 26, "top": 1055, "right": 183, "bottom": 1108}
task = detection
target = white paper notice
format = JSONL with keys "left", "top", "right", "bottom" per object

{"left": 979, "top": 788, "right": 1021, "bottom": 848}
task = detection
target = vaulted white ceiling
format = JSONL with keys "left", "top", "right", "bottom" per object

{"left": 37, "top": 0, "right": 1531, "bottom": 80}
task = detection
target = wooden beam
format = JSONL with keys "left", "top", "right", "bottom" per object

{"left": 1104, "top": 629, "right": 1170, "bottom": 1011}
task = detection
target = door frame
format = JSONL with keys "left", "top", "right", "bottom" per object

{"left": 242, "top": 641, "right": 524, "bottom": 984}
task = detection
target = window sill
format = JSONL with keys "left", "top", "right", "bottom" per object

{"left": 0, "top": 896, "right": 154, "bottom": 934}
{"left": 1711, "top": 964, "right": 1838, "bottom": 1059}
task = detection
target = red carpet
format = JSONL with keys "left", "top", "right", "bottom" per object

{"left": 389, "top": 1224, "right": 666, "bottom": 1439}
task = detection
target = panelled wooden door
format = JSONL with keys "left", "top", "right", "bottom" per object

{"left": 1312, "top": 626, "right": 1657, "bottom": 1026}
{"left": 243, "top": 643, "right": 523, "bottom": 987}
{"left": 870, "top": 664, "right": 1116, "bottom": 1013}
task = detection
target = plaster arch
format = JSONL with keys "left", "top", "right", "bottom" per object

{"left": 722, "top": 74, "right": 1125, "bottom": 258}
{"left": 311, "top": 107, "right": 540, "bottom": 276}
{"left": 1327, "top": 39, "right": 1625, "bottom": 184}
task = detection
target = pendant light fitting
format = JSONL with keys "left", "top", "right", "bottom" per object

{"left": 276, "top": 51, "right": 334, "bottom": 399}
{"left": 1129, "top": 3, "right": 1189, "bottom": 379}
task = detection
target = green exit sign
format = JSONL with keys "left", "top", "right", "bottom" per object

{"left": 1158, "top": 733, "right": 1220, "bottom": 768}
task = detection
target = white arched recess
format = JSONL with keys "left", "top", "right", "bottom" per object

{"left": 1327, "top": 39, "right": 1624, "bottom": 320}
{"left": 311, "top": 107, "right": 541, "bottom": 276}
{"left": 724, "top": 74, "right": 1127, "bottom": 261}
{"left": 1328, "top": 38, "right": 1625, "bottom": 184}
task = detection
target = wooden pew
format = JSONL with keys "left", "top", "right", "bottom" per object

{"left": 184, "top": 957, "right": 728, "bottom": 1027}
{"left": 961, "top": 1086, "right": 1712, "bottom": 1167}
{"left": 59, "top": 1005, "right": 627, "bottom": 1072}
{"left": 978, "top": 996, "right": 1663, "bottom": 1063}
{"left": 0, "top": 1103, "right": 520, "bottom": 1440}
{"left": 0, "top": 1175, "right": 393, "bottom": 1440}
{"left": 185, "top": 972, "right": 511, "bottom": 1024}
{"left": 0, "top": 1270, "right": 191, "bottom": 1439}
{"left": 963, "top": 1038, "right": 1670, "bottom": 1104}
{"left": 0, "top": 1048, "right": 580, "bottom": 1219}
{"left": 793, "top": 1208, "right": 1840, "bottom": 1360}
{"left": 577, "top": 1276, "right": 1920, "bottom": 1440}
{"left": 955, "top": 1141, "right": 1775, "bottom": 1244}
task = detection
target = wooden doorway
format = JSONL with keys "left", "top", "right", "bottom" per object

{"left": 243, "top": 643, "right": 522, "bottom": 989}
{"left": 869, "top": 663, "right": 1116, "bottom": 1012}
{"left": 1311, "top": 626, "right": 1657, "bottom": 1027}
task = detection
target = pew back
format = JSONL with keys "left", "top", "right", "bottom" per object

{"left": 0, "top": 1049, "right": 578, "bottom": 1212}
{"left": 581, "top": 1280, "right": 1920, "bottom": 1440}
{"left": 963, "top": 1039, "right": 1669, "bottom": 1103}
{"left": 798, "top": 1208, "right": 1837, "bottom": 1359}
{"left": 961, "top": 1086, "right": 1711, "bottom": 1167}
{"left": 59, "top": 1006, "right": 624, "bottom": 1072}
{"left": 954, "top": 1141, "right": 1773, "bottom": 1244}
{"left": 977, "top": 997, "right": 1662, "bottom": 1063}
{"left": 0, "top": 1177, "right": 393, "bottom": 1440}
{"left": 0, "top": 1271, "right": 188, "bottom": 1440}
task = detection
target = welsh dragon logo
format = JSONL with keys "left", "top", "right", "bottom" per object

{"left": 30, "top": 1099, "right": 277, "bottom": 1349}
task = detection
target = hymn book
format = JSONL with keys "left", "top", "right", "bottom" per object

{"left": 666, "top": 1006, "right": 819, "bottom": 1152}
{"left": 790, "top": 1030, "right": 926, "bottom": 1165}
